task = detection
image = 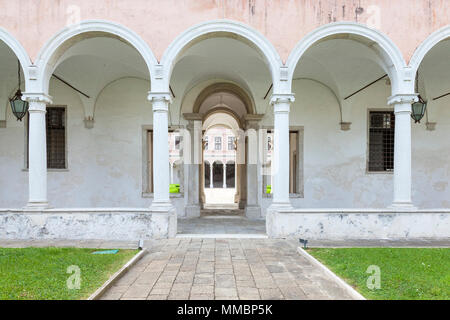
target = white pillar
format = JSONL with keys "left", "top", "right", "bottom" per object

{"left": 388, "top": 94, "right": 417, "bottom": 208}
{"left": 210, "top": 163, "right": 213, "bottom": 189}
{"left": 223, "top": 163, "right": 227, "bottom": 188}
{"left": 23, "top": 94, "right": 52, "bottom": 208}
{"left": 269, "top": 94, "right": 295, "bottom": 207}
{"left": 170, "top": 162, "right": 174, "bottom": 184}
{"left": 148, "top": 93, "right": 173, "bottom": 209}
{"left": 244, "top": 115, "right": 263, "bottom": 219}
{"left": 183, "top": 114, "right": 202, "bottom": 218}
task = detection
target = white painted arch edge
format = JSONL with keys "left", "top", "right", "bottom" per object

{"left": 285, "top": 22, "right": 408, "bottom": 94}
{"left": 159, "top": 19, "right": 284, "bottom": 93}
{"left": 409, "top": 24, "right": 450, "bottom": 74}
{"left": 33, "top": 19, "right": 159, "bottom": 94}
{"left": 0, "top": 27, "right": 32, "bottom": 91}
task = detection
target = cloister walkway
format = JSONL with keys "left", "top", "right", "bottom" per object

{"left": 99, "top": 238, "right": 355, "bottom": 300}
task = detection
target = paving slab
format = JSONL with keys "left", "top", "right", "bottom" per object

{"left": 99, "top": 238, "right": 355, "bottom": 300}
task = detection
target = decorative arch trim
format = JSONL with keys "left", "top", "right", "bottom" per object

{"left": 160, "top": 19, "right": 283, "bottom": 92}
{"left": 193, "top": 82, "right": 256, "bottom": 116}
{"left": 409, "top": 25, "right": 450, "bottom": 74}
{"left": 286, "top": 22, "right": 406, "bottom": 94}
{"left": 0, "top": 27, "right": 32, "bottom": 90}
{"left": 35, "top": 20, "right": 158, "bottom": 93}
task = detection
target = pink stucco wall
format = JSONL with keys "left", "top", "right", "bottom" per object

{"left": 1, "top": 0, "right": 449, "bottom": 64}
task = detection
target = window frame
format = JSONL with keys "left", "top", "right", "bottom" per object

{"left": 214, "top": 136, "right": 222, "bottom": 151}
{"left": 366, "top": 108, "right": 395, "bottom": 174}
{"left": 261, "top": 126, "right": 304, "bottom": 198}
{"left": 142, "top": 125, "right": 184, "bottom": 198}
{"left": 227, "top": 136, "right": 235, "bottom": 151}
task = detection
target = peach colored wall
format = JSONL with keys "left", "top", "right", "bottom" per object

{"left": 1, "top": 0, "right": 449, "bottom": 64}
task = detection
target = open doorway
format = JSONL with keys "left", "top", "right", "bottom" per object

{"left": 202, "top": 125, "right": 237, "bottom": 207}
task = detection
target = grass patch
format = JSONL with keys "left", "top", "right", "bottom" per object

{"left": 0, "top": 247, "right": 137, "bottom": 300}
{"left": 308, "top": 248, "right": 450, "bottom": 300}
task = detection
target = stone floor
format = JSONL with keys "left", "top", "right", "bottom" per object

{"left": 99, "top": 238, "right": 355, "bottom": 300}
{"left": 178, "top": 207, "right": 266, "bottom": 235}
{"left": 178, "top": 217, "right": 266, "bottom": 235}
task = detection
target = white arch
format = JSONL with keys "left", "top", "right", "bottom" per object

{"left": 160, "top": 19, "right": 283, "bottom": 93}
{"left": 286, "top": 22, "right": 406, "bottom": 95}
{"left": 409, "top": 25, "right": 450, "bottom": 74}
{"left": 0, "top": 27, "right": 32, "bottom": 90}
{"left": 34, "top": 20, "right": 158, "bottom": 94}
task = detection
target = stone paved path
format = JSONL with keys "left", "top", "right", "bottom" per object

{"left": 178, "top": 218, "right": 266, "bottom": 235}
{"left": 100, "top": 238, "right": 354, "bottom": 300}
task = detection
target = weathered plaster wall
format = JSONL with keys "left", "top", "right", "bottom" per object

{"left": 0, "top": 209, "right": 177, "bottom": 240}
{"left": 0, "top": 74, "right": 448, "bottom": 211}
{"left": 259, "top": 78, "right": 450, "bottom": 211}
{"left": 0, "top": 77, "right": 183, "bottom": 214}
{"left": 1, "top": 0, "right": 449, "bottom": 64}
{"left": 266, "top": 209, "right": 450, "bottom": 240}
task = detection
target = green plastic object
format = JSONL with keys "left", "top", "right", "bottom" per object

{"left": 92, "top": 249, "right": 119, "bottom": 255}
{"left": 169, "top": 184, "right": 180, "bottom": 193}
{"left": 266, "top": 185, "right": 271, "bottom": 194}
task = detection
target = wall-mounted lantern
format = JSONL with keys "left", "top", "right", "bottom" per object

{"left": 411, "top": 96, "right": 427, "bottom": 123}
{"left": 9, "top": 60, "right": 28, "bottom": 121}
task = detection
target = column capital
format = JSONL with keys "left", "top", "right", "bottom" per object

{"left": 387, "top": 94, "right": 418, "bottom": 106}
{"left": 183, "top": 113, "right": 203, "bottom": 121}
{"left": 148, "top": 92, "right": 172, "bottom": 112}
{"left": 244, "top": 114, "right": 264, "bottom": 130}
{"left": 270, "top": 93, "right": 295, "bottom": 105}
{"left": 22, "top": 93, "right": 53, "bottom": 105}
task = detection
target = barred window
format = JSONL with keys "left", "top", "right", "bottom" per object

{"left": 46, "top": 107, "right": 66, "bottom": 169}
{"left": 368, "top": 111, "right": 395, "bottom": 172}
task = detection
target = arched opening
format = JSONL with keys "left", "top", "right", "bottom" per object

{"left": 408, "top": 28, "right": 450, "bottom": 209}
{"left": 286, "top": 23, "right": 405, "bottom": 208}
{"left": 170, "top": 21, "right": 273, "bottom": 236}
{"left": 31, "top": 21, "right": 157, "bottom": 208}
{"left": 202, "top": 112, "right": 239, "bottom": 206}
{"left": 0, "top": 32, "right": 31, "bottom": 207}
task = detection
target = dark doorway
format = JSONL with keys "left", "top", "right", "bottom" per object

{"left": 226, "top": 161, "right": 235, "bottom": 188}
{"left": 213, "top": 161, "right": 223, "bottom": 188}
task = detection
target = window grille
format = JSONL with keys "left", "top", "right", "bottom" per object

{"left": 46, "top": 107, "right": 66, "bottom": 169}
{"left": 368, "top": 111, "right": 395, "bottom": 172}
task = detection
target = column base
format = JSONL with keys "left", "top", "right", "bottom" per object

{"left": 389, "top": 201, "right": 417, "bottom": 210}
{"left": 25, "top": 201, "right": 50, "bottom": 210}
{"left": 245, "top": 205, "right": 261, "bottom": 219}
{"left": 150, "top": 201, "right": 177, "bottom": 238}
{"left": 267, "top": 201, "right": 292, "bottom": 214}
{"left": 185, "top": 205, "right": 201, "bottom": 218}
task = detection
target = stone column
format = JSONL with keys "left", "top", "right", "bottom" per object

{"left": 23, "top": 93, "right": 52, "bottom": 208}
{"left": 223, "top": 163, "right": 227, "bottom": 188}
{"left": 183, "top": 113, "right": 202, "bottom": 218}
{"left": 388, "top": 94, "right": 417, "bottom": 208}
{"left": 244, "top": 114, "right": 264, "bottom": 219}
{"left": 210, "top": 164, "right": 213, "bottom": 189}
{"left": 147, "top": 92, "right": 177, "bottom": 235}
{"left": 269, "top": 94, "right": 295, "bottom": 208}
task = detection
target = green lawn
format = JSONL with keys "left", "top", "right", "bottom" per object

{"left": 308, "top": 248, "right": 450, "bottom": 300}
{"left": 0, "top": 247, "right": 137, "bottom": 300}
